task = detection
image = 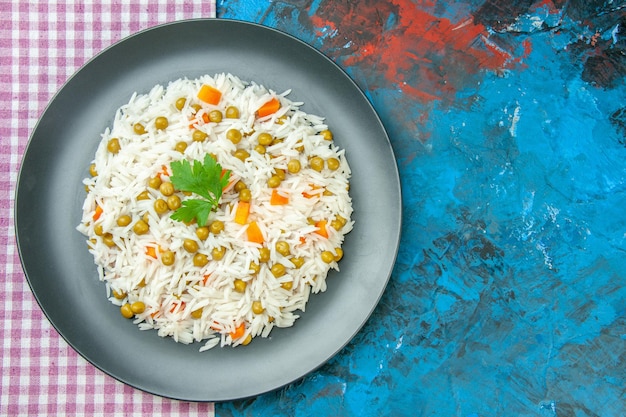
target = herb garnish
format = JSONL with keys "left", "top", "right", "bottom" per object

{"left": 169, "top": 154, "right": 231, "bottom": 227}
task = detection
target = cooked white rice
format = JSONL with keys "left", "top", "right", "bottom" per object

{"left": 77, "top": 73, "right": 353, "bottom": 350}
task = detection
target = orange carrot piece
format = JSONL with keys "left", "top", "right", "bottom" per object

{"left": 145, "top": 246, "right": 157, "bottom": 259}
{"left": 302, "top": 184, "right": 321, "bottom": 199}
{"left": 197, "top": 84, "right": 222, "bottom": 105}
{"left": 222, "top": 172, "right": 237, "bottom": 193}
{"left": 170, "top": 301, "right": 186, "bottom": 314}
{"left": 256, "top": 97, "right": 281, "bottom": 118}
{"left": 270, "top": 189, "right": 289, "bottom": 205}
{"left": 246, "top": 221, "right": 264, "bottom": 244}
{"left": 93, "top": 205, "right": 103, "bottom": 221}
{"left": 220, "top": 168, "right": 231, "bottom": 182}
{"left": 202, "top": 274, "right": 211, "bottom": 285}
{"left": 230, "top": 322, "right": 246, "bottom": 339}
{"left": 234, "top": 201, "right": 250, "bottom": 225}
{"left": 315, "top": 220, "right": 329, "bottom": 238}
{"left": 157, "top": 164, "right": 170, "bottom": 179}
{"left": 188, "top": 112, "right": 209, "bottom": 128}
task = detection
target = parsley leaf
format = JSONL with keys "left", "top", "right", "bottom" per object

{"left": 169, "top": 154, "right": 231, "bottom": 226}
{"left": 169, "top": 199, "right": 214, "bottom": 228}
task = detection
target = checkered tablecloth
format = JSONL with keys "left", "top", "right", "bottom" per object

{"left": 0, "top": 2, "right": 218, "bottom": 415}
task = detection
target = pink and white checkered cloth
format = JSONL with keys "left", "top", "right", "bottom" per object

{"left": 0, "top": 2, "right": 218, "bottom": 415}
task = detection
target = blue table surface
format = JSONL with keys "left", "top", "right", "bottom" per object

{"left": 217, "top": 1, "right": 626, "bottom": 416}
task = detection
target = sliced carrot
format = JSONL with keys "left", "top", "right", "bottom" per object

{"left": 156, "top": 164, "right": 170, "bottom": 179}
{"left": 93, "top": 205, "right": 103, "bottom": 221}
{"left": 270, "top": 189, "right": 289, "bottom": 205}
{"left": 170, "top": 301, "right": 186, "bottom": 314}
{"left": 190, "top": 113, "right": 209, "bottom": 128}
{"left": 202, "top": 274, "right": 211, "bottom": 285}
{"left": 302, "top": 184, "right": 321, "bottom": 199}
{"left": 315, "top": 220, "right": 329, "bottom": 238}
{"left": 197, "top": 84, "right": 222, "bottom": 105}
{"left": 230, "top": 322, "right": 245, "bottom": 339}
{"left": 246, "top": 221, "right": 264, "bottom": 244}
{"left": 220, "top": 169, "right": 232, "bottom": 190}
{"left": 145, "top": 246, "right": 157, "bottom": 259}
{"left": 234, "top": 201, "right": 250, "bottom": 225}
{"left": 222, "top": 171, "right": 237, "bottom": 193}
{"left": 256, "top": 97, "right": 281, "bottom": 118}
{"left": 220, "top": 168, "right": 233, "bottom": 184}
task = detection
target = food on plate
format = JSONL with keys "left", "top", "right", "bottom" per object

{"left": 77, "top": 73, "right": 353, "bottom": 350}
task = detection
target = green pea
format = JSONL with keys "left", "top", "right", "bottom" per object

{"left": 327, "top": 157, "right": 340, "bottom": 171}
{"left": 226, "top": 129, "right": 242, "bottom": 144}
{"left": 107, "top": 138, "right": 120, "bottom": 154}
{"left": 133, "top": 220, "right": 149, "bottom": 235}
{"left": 154, "top": 199, "right": 168, "bottom": 214}
{"left": 239, "top": 189, "right": 251, "bottom": 203}
{"left": 183, "top": 239, "right": 199, "bottom": 253}
{"left": 287, "top": 159, "right": 301, "bottom": 174}
{"left": 309, "top": 156, "right": 324, "bottom": 172}
{"left": 175, "top": 97, "right": 186, "bottom": 111}
{"left": 133, "top": 123, "right": 146, "bottom": 135}
{"left": 208, "top": 110, "right": 223, "bottom": 123}
{"left": 175, "top": 141, "right": 188, "bottom": 152}
{"left": 267, "top": 175, "right": 281, "bottom": 188}
{"left": 225, "top": 106, "right": 239, "bottom": 119}
{"left": 155, "top": 116, "right": 169, "bottom": 130}
{"left": 192, "top": 129, "right": 208, "bottom": 142}
{"left": 120, "top": 303, "right": 134, "bottom": 318}
{"left": 257, "top": 132, "right": 273, "bottom": 146}
{"left": 161, "top": 250, "right": 175, "bottom": 266}
{"left": 270, "top": 263, "right": 286, "bottom": 278}
{"left": 275, "top": 241, "right": 290, "bottom": 256}
{"left": 166, "top": 195, "right": 181, "bottom": 210}
{"left": 117, "top": 215, "right": 132, "bottom": 227}
{"left": 209, "top": 220, "right": 225, "bottom": 234}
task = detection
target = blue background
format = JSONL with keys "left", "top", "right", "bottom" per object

{"left": 217, "top": 1, "right": 626, "bottom": 415}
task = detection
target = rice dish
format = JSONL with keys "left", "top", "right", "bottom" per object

{"left": 77, "top": 73, "right": 353, "bottom": 350}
